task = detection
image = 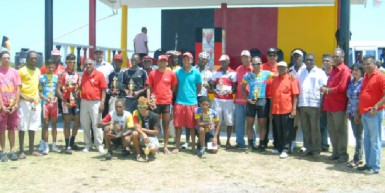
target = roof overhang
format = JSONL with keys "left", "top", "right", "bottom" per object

{"left": 99, "top": 0, "right": 339, "bottom": 9}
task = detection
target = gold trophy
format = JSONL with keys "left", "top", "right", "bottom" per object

{"left": 143, "top": 144, "right": 150, "bottom": 162}
{"left": 64, "top": 78, "right": 77, "bottom": 107}
{"left": 69, "top": 91, "right": 76, "bottom": 107}
{"left": 48, "top": 91, "right": 57, "bottom": 103}
{"left": 150, "top": 93, "right": 157, "bottom": 110}
{"left": 253, "top": 86, "right": 260, "bottom": 101}
{"left": 8, "top": 98, "right": 15, "bottom": 113}
{"left": 31, "top": 99, "right": 38, "bottom": 111}
{"left": 112, "top": 76, "right": 118, "bottom": 89}
{"left": 128, "top": 79, "right": 134, "bottom": 97}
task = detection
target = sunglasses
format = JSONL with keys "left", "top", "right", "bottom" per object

{"left": 252, "top": 62, "right": 262, "bottom": 66}
{"left": 137, "top": 105, "right": 147, "bottom": 109}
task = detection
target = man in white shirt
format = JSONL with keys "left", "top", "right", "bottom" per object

{"left": 298, "top": 54, "right": 327, "bottom": 158}
{"left": 134, "top": 27, "right": 149, "bottom": 59}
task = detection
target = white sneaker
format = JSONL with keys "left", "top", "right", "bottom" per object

{"left": 51, "top": 145, "right": 61, "bottom": 153}
{"left": 43, "top": 145, "right": 49, "bottom": 155}
{"left": 38, "top": 140, "right": 45, "bottom": 152}
{"left": 271, "top": 149, "right": 279, "bottom": 154}
{"left": 300, "top": 147, "right": 307, "bottom": 153}
{"left": 280, "top": 151, "right": 288, "bottom": 159}
{"left": 180, "top": 142, "right": 189, "bottom": 149}
{"left": 82, "top": 147, "right": 89, "bottom": 153}
{"left": 98, "top": 146, "right": 105, "bottom": 154}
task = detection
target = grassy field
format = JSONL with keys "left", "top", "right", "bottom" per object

{"left": 0, "top": 131, "right": 384, "bottom": 193}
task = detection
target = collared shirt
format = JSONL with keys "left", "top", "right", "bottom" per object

{"left": 289, "top": 64, "right": 306, "bottom": 77}
{"left": 358, "top": 70, "right": 385, "bottom": 114}
{"left": 211, "top": 67, "right": 236, "bottom": 100}
{"left": 269, "top": 73, "right": 299, "bottom": 115}
{"left": 261, "top": 62, "right": 278, "bottom": 98}
{"left": 175, "top": 67, "right": 202, "bottom": 105}
{"left": 347, "top": 77, "right": 363, "bottom": 117}
{"left": 235, "top": 64, "right": 253, "bottom": 105}
{"left": 322, "top": 63, "right": 351, "bottom": 112}
{"left": 242, "top": 70, "right": 274, "bottom": 99}
{"left": 95, "top": 61, "right": 114, "bottom": 83}
{"left": 196, "top": 66, "right": 213, "bottom": 97}
{"left": 134, "top": 32, "right": 148, "bottom": 54}
{"left": 298, "top": 66, "right": 327, "bottom": 107}
{"left": 81, "top": 70, "right": 107, "bottom": 100}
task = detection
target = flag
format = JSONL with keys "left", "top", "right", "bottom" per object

{"left": 1, "top": 36, "right": 11, "bottom": 50}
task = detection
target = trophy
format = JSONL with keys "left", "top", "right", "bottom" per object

{"left": 31, "top": 99, "right": 38, "bottom": 111}
{"left": 150, "top": 94, "right": 157, "bottom": 110}
{"left": 112, "top": 76, "right": 118, "bottom": 95}
{"left": 69, "top": 91, "right": 76, "bottom": 107}
{"left": 48, "top": 91, "right": 57, "bottom": 103}
{"left": 253, "top": 86, "right": 260, "bottom": 101}
{"left": 143, "top": 144, "right": 150, "bottom": 162}
{"left": 128, "top": 79, "right": 134, "bottom": 97}
{"left": 8, "top": 98, "right": 15, "bottom": 113}
{"left": 217, "top": 78, "right": 223, "bottom": 95}
{"left": 64, "top": 78, "right": 77, "bottom": 107}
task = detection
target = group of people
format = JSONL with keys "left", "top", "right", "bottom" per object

{"left": 0, "top": 46, "right": 384, "bottom": 175}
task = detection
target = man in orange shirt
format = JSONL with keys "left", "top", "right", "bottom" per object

{"left": 80, "top": 58, "right": 108, "bottom": 154}
{"left": 356, "top": 55, "right": 385, "bottom": 175}
{"left": 269, "top": 61, "right": 299, "bottom": 159}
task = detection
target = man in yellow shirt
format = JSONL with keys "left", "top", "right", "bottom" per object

{"left": 18, "top": 51, "right": 42, "bottom": 158}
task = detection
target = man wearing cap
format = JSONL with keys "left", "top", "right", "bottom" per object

{"left": 142, "top": 56, "right": 154, "bottom": 75}
{"left": 321, "top": 48, "right": 351, "bottom": 162}
{"left": 288, "top": 49, "right": 306, "bottom": 152}
{"left": 166, "top": 50, "right": 181, "bottom": 72}
{"left": 106, "top": 54, "right": 126, "bottom": 114}
{"left": 298, "top": 54, "right": 327, "bottom": 158}
{"left": 147, "top": 54, "right": 178, "bottom": 154}
{"left": 269, "top": 61, "right": 299, "bottom": 159}
{"left": 122, "top": 53, "right": 148, "bottom": 113}
{"left": 261, "top": 48, "right": 279, "bottom": 150}
{"left": 134, "top": 27, "right": 149, "bottom": 59}
{"left": 80, "top": 58, "right": 108, "bottom": 154}
{"left": 234, "top": 50, "right": 254, "bottom": 148}
{"left": 211, "top": 54, "right": 236, "bottom": 148}
{"left": 173, "top": 52, "right": 202, "bottom": 154}
{"left": 38, "top": 48, "right": 66, "bottom": 153}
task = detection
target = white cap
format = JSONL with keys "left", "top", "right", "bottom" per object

{"left": 291, "top": 49, "right": 303, "bottom": 56}
{"left": 241, "top": 50, "right": 251, "bottom": 57}
{"left": 219, "top": 54, "right": 230, "bottom": 61}
{"left": 277, "top": 61, "right": 288, "bottom": 67}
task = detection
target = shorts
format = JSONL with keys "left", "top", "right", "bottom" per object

{"left": 62, "top": 99, "right": 80, "bottom": 115}
{"left": 173, "top": 103, "right": 197, "bottom": 128}
{"left": 153, "top": 104, "right": 171, "bottom": 115}
{"left": 43, "top": 102, "right": 58, "bottom": 120}
{"left": 212, "top": 99, "right": 234, "bottom": 126}
{"left": 246, "top": 100, "right": 268, "bottom": 118}
{"left": 18, "top": 100, "right": 41, "bottom": 131}
{"left": 139, "top": 136, "right": 159, "bottom": 149}
{"left": 0, "top": 111, "right": 19, "bottom": 132}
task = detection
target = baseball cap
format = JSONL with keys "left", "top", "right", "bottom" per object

{"left": 113, "top": 54, "right": 123, "bottom": 61}
{"left": 199, "top": 52, "right": 210, "bottom": 60}
{"left": 267, "top": 48, "right": 278, "bottom": 54}
{"left": 142, "top": 55, "right": 153, "bottom": 62}
{"left": 219, "top": 54, "right": 230, "bottom": 61}
{"left": 182, "top": 52, "right": 193, "bottom": 58}
{"left": 241, "top": 50, "right": 251, "bottom": 57}
{"left": 277, "top": 61, "right": 288, "bottom": 67}
{"left": 291, "top": 49, "right": 303, "bottom": 56}
{"left": 51, "top": 49, "right": 60, "bottom": 56}
{"left": 166, "top": 50, "right": 181, "bottom": 56}
{"left": 158, "top": 55, "right": 168, "bottom": 61}
{"left": 94, "top": 48, "right": 103, "bottom": 53}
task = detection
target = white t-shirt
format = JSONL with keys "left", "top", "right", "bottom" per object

{"left": 196, "top": 67, "right": 213, "bottom": 97}
{"left": 134, "top": 32, "right": 148, "bottom": 54}
{"left": 95, "top": 61, "right": 114, "bottom": 83}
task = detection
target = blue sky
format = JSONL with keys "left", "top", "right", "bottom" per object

{"left": 1, "top": 0, "right": 384, "bottom": 62}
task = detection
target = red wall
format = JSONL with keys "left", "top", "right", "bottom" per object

{"left": 215, "top": 8, "right": 278, "bottom": 69}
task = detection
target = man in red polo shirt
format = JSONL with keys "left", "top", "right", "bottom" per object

{"left": 80, "top": 58, "right": 108, "bottom": 154}
{"left": 269, "top": 61, "right": 299, "bottom": 159}
{"left": 356, "top": 55, "right": 385, "bottom": 175}
{"left": 321, "top": 48, "right": 351, "bottom": 162}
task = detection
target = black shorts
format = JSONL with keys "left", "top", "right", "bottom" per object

{"left": 246, "top": 101, "right": 268, "bottom": 118}
{"left": 62, "top": 99, "right": 80, "bottom": 115}
{"left": 196, "top": 129, "right": 214, "bottom": 144}
{"left": 153, "top": 104, "right": 171, "bottom": 114}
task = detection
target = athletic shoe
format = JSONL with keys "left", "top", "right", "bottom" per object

{"left": 257, "top": 145, "right": 266, "bottom": 152}
{"left": 38, "top": 140, "right": 45, "bottom": 152}
{"left": 105, "top": 152, "right": 112, "bottom": 160}
{"left": 10, "top": 152, "right": 18, "bottom": 161}
{"left": 71, "top": 144, "right": 79, "bottom": 151}
{"left": 18, "top": 152, "right": 26, "bottom": 159}
{"left": 357, "top": 164, "right": 370, "bottom": 171}
{"left": 51, "top": 145, "right": 61, "bottom": 153}
{"left": 82, "top": 147, "right": 90, "bottom": 153}
{"left": 65, "top": 147, "right": 72, "bottom": 155}
{"left": 197, "top": 148, "right": 205, "bottom": 158}
{"left": 1, "top": 153, "right": 8, "bottom": 162}
{"left": 98, "top": 146, "right": 106, "bottom": 154}
{"left": 279, "top": 151, "right": 288, "bottom": 159}
{"left": 43, "top": 144, "right": 49, "bottom": 155}
{"left": 271, "top": 149, "right": 280, "bottom": 154}
{"left": 180, "top": 142, "right": 189, "bottom": 149}
{"left": 364, "top": 169, "right": 379, "bottom": 175}
{"left": 299, "top": 147, "right": 307, "bottom": 153}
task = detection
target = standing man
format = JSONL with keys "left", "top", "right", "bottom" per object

{"left": 357, "top": 55, "right": 385, "bottom": 175}
{"left": 211, "top": 54, "right": 236, "bottom": 149}
{"left": 321, "top": 48, "right": 351, "bottom": 162}
{"left": 142, "top": 56, "right": 154, "bottom": 75}
{"left": 56, "top": 54, "right": 81, "bottom": 154}
{"left": 94, "top": 48, "right": 114, "bottom": 117}
{"left": 134, "top": 27, "right": 149, "bottom": 58}
{"left": 18, "top": 51, "right": 42, "bottom": 158}
{"left": 242, "top": 56, "right": 275, "bottom": 152}
{"left": 0, "top": 51, "right": 21, "bottom": 161}
{"left": 269, "top": 61, "right": 299, "bottom": 159}
{"left": 173, "top": 52, "right": 202, "bottom": 153}
{"left": 80, "top": 58, "right": 108, "bottom": 154}
{"left": 298, "top": 54, "right": 327, "bottom": 158}
{"left": 107, "top": 54, "right": 126, "bottom": 113}
{"left": 147, "top": 54, "right": 178, "bottom": 154}
{"left": 320, "top": 54, "right": 333, "bottom": 152}
{"left": 166, "top": 50, "right": 181, "bottom": 72}
{"left": 234, "top": 50, "right": 254, "bottom": 148}
{"left": 261, "top": 48, "right": 279, "bottom": 149}
{"left": 122, "top": 53, "right": 148, "bottom": 113}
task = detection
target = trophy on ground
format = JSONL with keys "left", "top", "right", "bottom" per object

{"left": 143, "top": 144, "right": 150, "bottom": 162}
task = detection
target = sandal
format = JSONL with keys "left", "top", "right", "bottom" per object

{"left": 163, "top": 148, "right": 171, "bottom": 155}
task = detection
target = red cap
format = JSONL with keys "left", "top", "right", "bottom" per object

{"left": 113, "top": 54, "right": 123, "bottom": 61}
{"left": 158, "top": 55, "right": 168, "bottom": 61}
{"left": 182, "top": 52, "right": 193, "bottom": 58}
{"left": 142, "top": 55, "right": 153, "bottom": 62}
{"left": 51, "top": 49, "right": 60, "bottom": 56}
